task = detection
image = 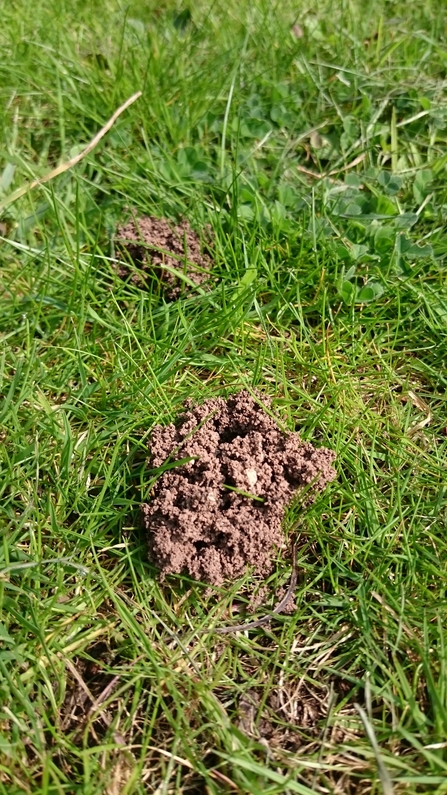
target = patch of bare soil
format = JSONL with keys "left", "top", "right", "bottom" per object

{"left": 236, "top": 677, "right": 355, "bottom": 752}
{"left": 115, "top": 214, "right": 213, "bottom": 298}
{"left": 60, "top": 641, "right": 123, "bottom": 740}
{"left": 237, "top": 684, "right": 325, "bottom": 749}
{"left": 56, "top": 640, "right": 223, "bottom": 793}
{"left": 142, "top": 390, "right": 336, "bottom": 585}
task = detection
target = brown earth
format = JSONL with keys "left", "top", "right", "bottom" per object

{"left": 115, "top": 214, "right": 213, "bottom": 298}
{"left": 142, "top": 391, "right": 336, "bottom": 585}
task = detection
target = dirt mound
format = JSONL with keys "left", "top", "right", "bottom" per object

{"left": 142, "top": 391, "right": 336, "bottom": 585}
{"left": 115, "top": 215, "right": 212, "bottom": 297}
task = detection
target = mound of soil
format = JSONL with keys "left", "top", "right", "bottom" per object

{"left": 142, "top": 391, "right": 336, "bottom": 585}
{"left": 115, "top": 215, "right": 212, "bottom": 298}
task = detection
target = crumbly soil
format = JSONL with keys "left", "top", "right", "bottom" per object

{"left": 141, "top": 391, "right": 336, "bottom": 585}
{"left": 115, "top": 214, "right": 213, "bottom": 298}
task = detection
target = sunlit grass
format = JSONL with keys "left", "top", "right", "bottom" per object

{"left": 1, "top": 0, "right": 447, "bottom": 792}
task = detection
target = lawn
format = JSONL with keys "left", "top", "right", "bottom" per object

{"left": 1, "top": 0, "right": 447, "bottom": 792}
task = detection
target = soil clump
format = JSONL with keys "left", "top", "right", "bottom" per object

{"left": 142, "top": 391, "right": 336, "bottom": 585}
{"left": 115, "top": 214, "right": 212, "bottom": 298}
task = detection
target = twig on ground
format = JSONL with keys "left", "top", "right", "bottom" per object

{"left": 0, "top": 91, "right": 142, "bottom": 212}
{"left": 407, "top": 390, "right": 432, "bottom": 436}
{"left": 296, "top": 153, "right": 366, "bottom": 183}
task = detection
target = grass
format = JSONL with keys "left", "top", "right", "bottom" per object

{"left": 1, "top": 0, "right": 447, "bottom": 792}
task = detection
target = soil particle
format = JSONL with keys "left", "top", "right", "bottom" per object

{"left": 115, "top": 214, "right": 213, "bottom": 297}
{"left": 142, "top": 391, "right": 336, "bottom": 585}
